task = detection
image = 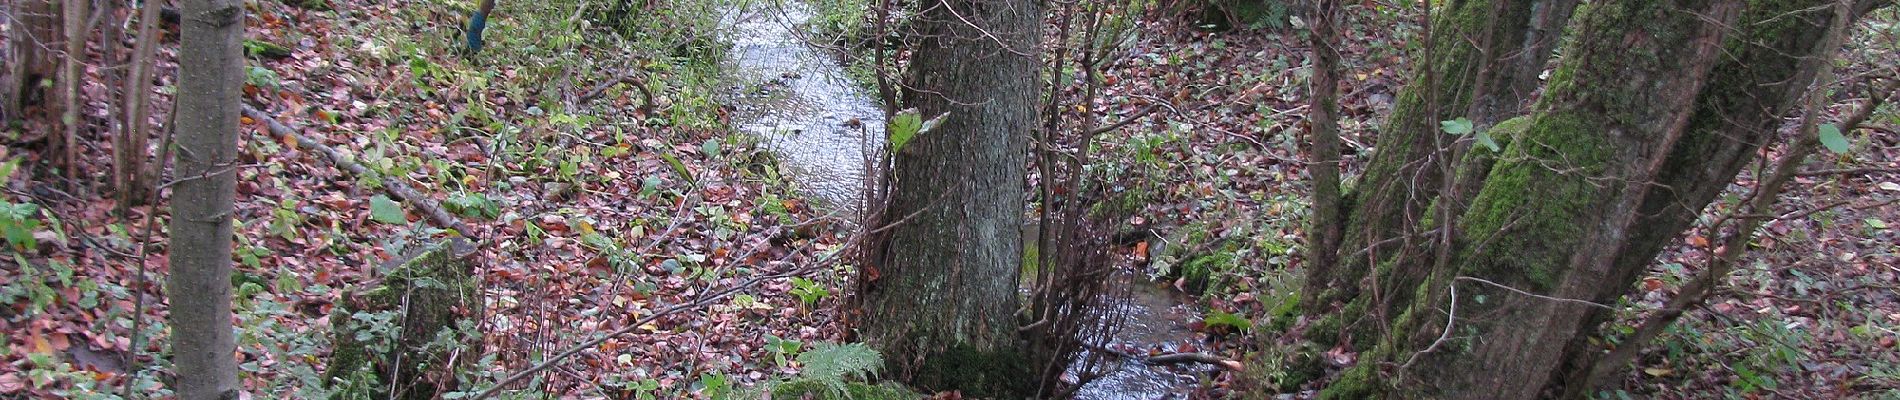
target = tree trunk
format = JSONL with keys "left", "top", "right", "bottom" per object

{"left": 1315, "top": 1, "right": 1749, "bottom": 398}
{"left": 4, "top": 1, "right": 61, "bottom": 124}
{"left": 853, "top": 0, "right": 1041, "bottom": 395}
{"left": 1305, "top": 0, "right": 1580, "bottom": 344}
{"left": 118, "top": 0, "right": 165, "bottom": 210}
{"left": 1550, "top": 0, "right": 1883, "bottom": 394}
{"left": 1301, "top": 0, "right": 1344, "bottom": 303}
{"left": 168, "top": 0, "right": 245, "bottom": 399}
{"left": 60, "top": 0, "right": 88, "bottom": 177}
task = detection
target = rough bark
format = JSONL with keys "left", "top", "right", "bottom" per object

{"left": 1301, "top": 0, "right": 1344, "bottom": 300}
{"left": 168, "top": 0, "right": 246, "bottom": 399}
{"left": 1318, "top": 1, "right": 1745, "bottom": 398}
{"left": 1307, "top": 0, "right": 1580, "bottom": 339}
{"left": 853, "top": 0, "right": 1041, "bottom": 395}
{"left": 1551, "top": 0, "right": 1883, "bottom": 394}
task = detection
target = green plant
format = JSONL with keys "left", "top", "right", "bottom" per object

{"left": 1204, "top": 308, "right": 1253, "bottom": 333}
{"left": 789, "top": 277, "right": 830, "bottom": 307}
{"left": 764, "top": 334, "right": 804, "bottom": 368}
{"left": 791, "top": 342, "right": 884, "bottom": 397}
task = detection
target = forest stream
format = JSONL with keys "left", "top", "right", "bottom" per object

{"left": 721, "top": 2, "right": 1212, "bottom": 398}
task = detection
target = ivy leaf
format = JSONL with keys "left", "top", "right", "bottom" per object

{"left": 1475, "top": 131, "right": 1501, "bottom": 152}
{"left": 369, "top": 195, "right": 406, "bottom": 224}
{"left": 1817, "top": 124, "right": 1850, "bottom": 154}
{"left": 1440, "top": 118, "right": 1474, "bottom": 135}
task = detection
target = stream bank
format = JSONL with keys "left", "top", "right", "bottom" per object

{"left": 718, "top": 1, "right": 1218, "bottom": 398}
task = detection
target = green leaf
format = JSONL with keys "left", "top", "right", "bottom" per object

{"left": 1203, "top": 309, "right": 1252, "bottom": 331}
{"left": 701, "top": 138, "right": 720, "bottom": 158}
{"left": 660, "top": 152, "right": 694, "bottom": 184}
{"left": 888, "top": 109, "right": 922, "bottom": 153}
{"left": 1865, "top": 218, "right": 1888, "bottom": 229}
{"left": 1440, "top": 118, "right": 1474, "bottom": 135}
{"left": 1817, "top": 124, "right": 1850, "bottom": 154}
{"left": 369, "top": 195, "right": 406, "bottom": 224}
{"left": 1475, "top": 131, "right": 1501, "bottom": 152}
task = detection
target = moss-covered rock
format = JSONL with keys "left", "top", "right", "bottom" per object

{"left": 324, "top": 241, "right": 481, "bottom": 400}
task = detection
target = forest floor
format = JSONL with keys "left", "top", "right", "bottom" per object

{"left": 1, "top": 0, "right": 1897, "bottom": 399}
{"left": 3, "top": 0, "right": 862, "bottom": 398}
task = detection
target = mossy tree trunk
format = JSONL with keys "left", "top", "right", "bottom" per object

{"left": 1304, "top": 0, "right": 1580, "bottom": 346}
{"left": 852, "top": 0, "right": 1041, "bottom": 396}
{"left": 168, "top": 0, "right": 246, "bottom": 399}
{"left": 1297, "top": 0, "right": 1871, "bottom": 398}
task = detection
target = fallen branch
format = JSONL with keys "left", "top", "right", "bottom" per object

{"left": 1143, "top": 352, "right": 1245, "bottom": 371}
{"left": 575, "top": 69, "right": 656, "bottom": 112}
{"left": 1077, "top": 341, "right": 1244, "bottom": 372}
{"left": 242, "top": 105, "right": 479, "bottom": 240}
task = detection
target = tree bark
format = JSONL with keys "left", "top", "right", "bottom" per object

{"left": 1550, "top": 0, "right": 1884, "bottom": 394}
{"left": 4, "top": 1, "right": 61, "bottom": 124}
{"left": 1301, "top": 0, "right": 1344, "bottom": 303}
{"left": 1316, "top": 1, "right": 1747, "bottom": 398}
{"left": 60, "top": 0, "right": 89, "bottom": 177}
{"left": 853, "top": 0, "right": 1041, "bottom": 395}
{"left": 1306, "top": 0, "right": 1580, "bottom": 342}
{"left": 119, "top": 0, "right": 165, "bottom": 210}
{"left": 168, "top": 0, "right": 245, "bottom": 399}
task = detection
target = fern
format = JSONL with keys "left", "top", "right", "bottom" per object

{"left": 795, "top": 342, "right": 884, "bottom": 397}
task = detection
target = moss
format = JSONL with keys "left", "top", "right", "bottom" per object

{"left": 768, "top": 379, "right": 924, "bottom": 400}
{"left": 323, "top": 242, "right": 481, "bottom": 400}
{"left": 1455, "top": 112, "right": 1610, "bottom": 292}
{"left": 909, "top": 343, "right": 1033, "bottom": 399}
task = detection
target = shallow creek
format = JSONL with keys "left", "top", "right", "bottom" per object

{"left": 720, "top": 2, "right": 1211, "bottom": 398}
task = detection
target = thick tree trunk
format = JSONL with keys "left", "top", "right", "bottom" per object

{"left": 168, "top": 1, "right": 245, "bottom": 399}
{"left": 853, "top": 0, "right": 1040, "bottom": 396}
{"left": 1316, "top": 1, "right": 1748, "bottom": 398}
{"left": 1306, "top": 0, "right": 1580, "bottom": 347}
{"left": 1551, "top": 0, "right": 1881, "bottom": 394}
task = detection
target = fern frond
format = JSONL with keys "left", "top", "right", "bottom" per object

{"left": 796, "top": 342, "right": 884, "bottom": 396}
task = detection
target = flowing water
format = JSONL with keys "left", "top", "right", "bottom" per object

{"left": 723, "top": 0, "right": 882, "bottom": 208}
{"left": 721, "top": 3, "right": 1210, "bottom": 398}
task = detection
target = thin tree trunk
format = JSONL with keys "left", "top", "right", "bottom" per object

{"left": 168, "top": 0, "right": 245, "bottom": 398}
{"left": 61, "top": 0, "right": 89, "bottom": 178}
{"left": 853, "top": 0, "right": 1041, "bottom": 395}
{"left": 1301, "top": 0, "right": 1344, "bottom": 296}
{"left": 119, "top": 0, "right": 165, "bottom": 210}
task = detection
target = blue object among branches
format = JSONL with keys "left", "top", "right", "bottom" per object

{"left": 466, "top": 0, "right": 497, "bottom": 54}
